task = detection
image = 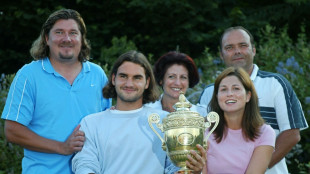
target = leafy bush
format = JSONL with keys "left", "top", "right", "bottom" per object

{"left": 97, "top": 36, "right": 155, "bottom": 74}
{"left": 98, "top": 36, "right": 137, "bottom": 71}
{"left": 256, "top": 25, "right": 310, "bottom": 173}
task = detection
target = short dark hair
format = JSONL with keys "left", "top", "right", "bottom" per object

{"left": 209, "top": 67, "right": 264, "bottom": 143}
{"left": 102, "top": 50, "right": 160, "bottom": 104}
{"left": 219, "top": 26, "right": 255, "bottom": 51}
{"left": 153, "top": 51, "right": 199, "bottom": 88}
{"left": 30, "top": 9, "right": 90, "bottom": 62}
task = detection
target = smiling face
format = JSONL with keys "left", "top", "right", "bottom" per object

{"left": 221, "top": 29, "right": 256, "bottom": 74}
{"left": 46, "top": 19, "right": 82, "bottom": 63}
{"left": 161, "top": 64, "right": 189, "bottom": 101}
{"left": 217, "top": 75, "right": 251, "bottom": 116}
{"left": 112, "top": 61, "right": 150, "bottom": 106}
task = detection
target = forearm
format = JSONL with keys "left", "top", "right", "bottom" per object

{"left": 269, "top": 129, "right": 300, "bottom": 168}
{"left": 201, "top": 166, "right": 207, "bottom": 174}
{"left": 4, "top": 120, "right": 64, "bottom": 154}
{"left": 246, "top": 145, "right": 274, "bottom": 174}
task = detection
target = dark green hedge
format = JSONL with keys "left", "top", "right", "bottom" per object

{"left": 1, "top": 0, "right": 310, "bottom": 74}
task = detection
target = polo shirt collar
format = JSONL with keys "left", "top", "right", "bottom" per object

{"left": 250, "top": 64, "right": 259, "bottom": 81}
{"left": 81, "top": 61, "right": 91, "bottom": 73}
{"left": 41, "top": 57, "right": 54, "bottom": 73}
{"left": 41, "top": 57, "right": 91, "bottom": 74}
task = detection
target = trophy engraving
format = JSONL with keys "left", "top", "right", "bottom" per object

{"left": 148, "top": 93, "right": 219, "bottom": 173}
{"left": 177, "top": 133, "right": 194, "bottom": 145}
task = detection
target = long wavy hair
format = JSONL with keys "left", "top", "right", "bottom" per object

{"left": 30, "top": 9, "right": 90, "bottom": 62}
{"left": 208, "top": 67, "right": 264, "bottom": 143}
{"left": 102, "top": 50, "right": 160, "bottom": 104}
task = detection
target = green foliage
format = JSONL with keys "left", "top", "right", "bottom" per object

{"left": 0, "top": 74, "right": 15, "bottom": 111}
{"left": 256, "top": 25, "right": 310, "bottom": 173}
{"left": 2, "top": 0, "right": 310, "bottom": 75}
{"left": 98, "top": 36, "right": 137, "bottom": 72}
{"left": 96, "top": 36, "right": 156, "bottom": 74}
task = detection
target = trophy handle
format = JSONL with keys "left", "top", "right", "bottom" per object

{"left": 148, "top": 113, "right": 166, "bottom": 150}
{"left": 204, "top": 111, "right": 219, "bottom": 147}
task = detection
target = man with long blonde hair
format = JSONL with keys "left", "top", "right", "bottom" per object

{"left": 1, "top": 9, "right": 111, "bottom": 173}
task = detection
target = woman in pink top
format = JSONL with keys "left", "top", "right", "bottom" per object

{"left": 203, "top": 67, "right": 275, "bottom": 174}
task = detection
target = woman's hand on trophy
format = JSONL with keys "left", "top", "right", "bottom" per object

{"left": 185, "top": 144, "right": 207, "bottom": 174}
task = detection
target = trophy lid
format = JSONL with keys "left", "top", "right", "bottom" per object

{"left": 173, "top": 92, "right": 191, "bottom": 111}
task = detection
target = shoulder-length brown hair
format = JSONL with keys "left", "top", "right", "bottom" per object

{"left": 102, "top": 50, "right": 160, "bottom": 104}
{"left": 208, "top": 67, "right": 264, "bottom": 143}
{"left": 30, "top": 9, "right": 90, "bottom": 62}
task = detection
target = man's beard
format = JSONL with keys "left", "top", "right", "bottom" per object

{"left": 59, "top": 52, "right": 74, "bottom": 60}
{"left": 118, "top": 92, "right": 143, "bottom": 103}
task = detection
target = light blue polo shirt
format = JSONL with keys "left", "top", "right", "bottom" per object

{"left": 1, "top": 57, "right": 111, "bottom": 174}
